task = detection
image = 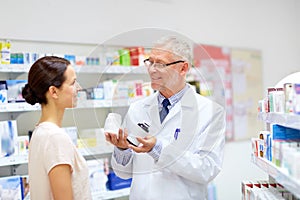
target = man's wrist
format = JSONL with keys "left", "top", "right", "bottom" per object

{"left": 148, "top": 140, "right": 162, "bottom": 162}
{"left": 117, "top": 147, "right": 128, "bottom": 151}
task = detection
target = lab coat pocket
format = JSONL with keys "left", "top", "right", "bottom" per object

{"left": 132, "top": 153, "right": 154, "bottom": 174}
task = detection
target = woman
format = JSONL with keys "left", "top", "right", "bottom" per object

{"left": 22, "top": 56, "right": 92, "bottom": 200}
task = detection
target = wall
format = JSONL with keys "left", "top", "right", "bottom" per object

{"left": 1, "top": 0, "right": 299, "bottom": 88}
{"left": 0, "top": 0, "right": 299, "bottom": 199}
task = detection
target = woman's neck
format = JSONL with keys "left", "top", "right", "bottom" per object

{"left": 39, "top": 103, "right": 64, "bottom": 127}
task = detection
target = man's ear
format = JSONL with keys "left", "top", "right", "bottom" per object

{"left": 48, "top": 86, "right": 59, "bottom": 99}
{"left": 180, "top": 62, "right": 189, "bottom": 75}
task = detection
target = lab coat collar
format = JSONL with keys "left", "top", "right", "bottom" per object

{"left": 143, "top": 92, "right": 161, "bottom": 128}
{"left": 162, "top": 87, "right": 195, "bottom": 124}
{"left": 143, "top": 92, "right": 159, "bottom": 107}
{"left": 143, "top": 86, "right": 196, "bottom": 127}
{"left": 143, "top": 84, "right": 195, "bottom": 108}
{"left": 179, "top": 86, "right": 196, "bottom": 109}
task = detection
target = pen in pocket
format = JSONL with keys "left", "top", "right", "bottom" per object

{"left": 174, "top": 128, "right": 180, "bottom": 140}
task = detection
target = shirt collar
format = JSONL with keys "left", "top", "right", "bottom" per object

{"left": 158, "top": 84, "right": 189, "bottom": 107}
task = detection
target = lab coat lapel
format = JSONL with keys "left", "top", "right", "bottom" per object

{"left": 162, "top": 102, "right": 180, "bottom": 125}
{"left": 143, "top": 88, "right": 198, "bottom": 133}
{"left": 181, "top": 87, "right": 197, "bottom": 109}
{"left": 176, "top": 88, "right": 199, "bottom": 148}
{"left": 162, "top": 87, "right": 195, "bottom": 125}
{"left": 144, "top": 93, "right": 161, "bottom": 130}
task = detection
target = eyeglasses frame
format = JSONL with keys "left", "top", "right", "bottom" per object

{"left": 143, "top": 58, "right": 185, "bottom": 68}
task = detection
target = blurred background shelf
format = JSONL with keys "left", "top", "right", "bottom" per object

{"left": 251, "top": 154, "right": 300, "bottom": 198}
{"left": 258, "top": 112, "right": 300, "bottom": 130}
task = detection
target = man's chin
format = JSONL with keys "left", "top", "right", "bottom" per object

{"left": 151, "top": 83, "right": 161, "bottom": 90}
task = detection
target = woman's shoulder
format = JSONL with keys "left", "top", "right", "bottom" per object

{"left": 34, "top": 122, "right": 70, "bottom": 141}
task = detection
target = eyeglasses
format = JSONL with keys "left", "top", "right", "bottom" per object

{"left": 144, "top": 58, "right": 185, "bottom": 69}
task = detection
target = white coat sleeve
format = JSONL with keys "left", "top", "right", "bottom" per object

{"left": 111, "top": 147, "right": 134, "bottom": 179}
{"left": 111, "top": 111, "right": 135, "bottom": 179}
{"left": 156, "top": 104, "right": 226, "bottom": 184}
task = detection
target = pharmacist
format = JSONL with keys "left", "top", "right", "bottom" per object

{"left": 105, "top": 36, "right": 226, "bottom": 200}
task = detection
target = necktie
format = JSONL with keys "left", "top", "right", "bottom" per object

{"left": 160, "top": 98, "right": 170, "bottom": 123}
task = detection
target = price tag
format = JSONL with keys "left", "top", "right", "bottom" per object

{"left": 0, "top": 104, "right": 8, "bottom": 111}
{"left": 18, "top": 104, "right": 26, "bottom": 110}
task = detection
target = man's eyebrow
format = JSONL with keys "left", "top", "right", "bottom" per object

{"left": 149, "top": 58, "right": 165, "bottom": 63}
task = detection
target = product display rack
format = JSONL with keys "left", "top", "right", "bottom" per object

{"left": 24, "top": 187, "right": 130, "bottom": 200}
{"left": 92, "top": 188, "right": 130, "bottom": 200}
{"left": 252, "top": 112, "right": 300, "bottom": 198}
{"left": 0, "top": 98, "right": 146, "bottom": 113}
{"left": 0, "top": 102, "right": 40, "bottom": 112}
{"left": 0, "top": 41, "right": 205, "bottom": 200}
{"left": 0, "top": 149, "right": 114, "bottom": 168}
{"left": 0, "top": 64, "right": 148, "bottom": 74}
{"left": 0, "top": 155, "right": 28, "bottom": 167}
{"left": 258, "top": 112, "right": 300, "bottom": 130}
{"left": 0, "top": 64, "right": 30, "bottom": 73}
{"left": 251, "top": 154, "right": 300, "bottom": 198}
{"left": 0, "top": 59, "right": 149, "bottom": 199}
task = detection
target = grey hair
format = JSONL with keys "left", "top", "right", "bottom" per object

{"left": 154, "top": 36, "right": 192, "bottom": 67}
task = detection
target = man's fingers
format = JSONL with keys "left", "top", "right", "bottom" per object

{"left": 118, "top": 128, "right": 125, "bottom": 140}
{"left": 105, "top": 133, "right": 112, "bottom": 142}
{"left": 129, "top": 145, "right": 142, "bottom": 153}
{"left": 111, "top": 135, "right": 118, "bottom": 145}
{"left": 124, "top": 128, "right": 129, "bottom": 138}
{"left": 136, "top": 137, "right": 146, "bottom": 144}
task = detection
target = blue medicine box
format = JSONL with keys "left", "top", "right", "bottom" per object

{"left": 0, "top": 176, "right": 24, "bottom": 200}
{"left": 272, "top": 124, "right": 300, "bottom": 140}
{"left": 106, "top": 171, "right": 132, "bottom": 190}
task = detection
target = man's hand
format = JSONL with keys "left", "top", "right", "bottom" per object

{"left": 129, "top": 136, "right": 156, "bottom": 153}
{"left": 105, "top": 128, "right": 129, "bottom": 149}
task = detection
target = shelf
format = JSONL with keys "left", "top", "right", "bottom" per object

{"left": 0, "top": 155, "right": 28, "bottom": 167}
{"left": 76, "top": 98, "right": 144, "bottom": 109}
{"left": 251, "top": 154, "right": 300, "bottom": 198}
{"left": 78, "top": 146, "right": 113, "bottom": 160}
{"left": 92, "top": 188, "right": 130, "bottom": 200}
{"left": 0, "top": 103, "right": 40, "bottom": 113}
{"left": 0, "top": 64, "right": 147, "bottom": 74}
{"left": 24, "top": 188, "right": 130, "bottom": 200}
{"left": 0, "top": 64, "right": 30, "bottom": 73}
{"left": 74, "top": 65, "right": 147, "bottom": 74}
{"left": 258, "top": 112, "right": 300, "bottom": 130}
{"left": 0, "top": 147, "right": 113, "bottom": 167}
{"left": 0, "top": 97, "right": 145, "bottom": 113}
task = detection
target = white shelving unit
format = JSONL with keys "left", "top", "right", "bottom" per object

{"left": 0, "top": 64, "right": 147, "bottom": 74}
{"left": 24, "top": 187, "right": 130, "bottom": 200}
{"left": 0, "top": 102, "right": 40, "bottom": 113}
{"left": 253, "top": 112, "right": 300, "bottom": 198}
{"left": 0, "top": 155, "right": 29, "bottom": 167}
{"left": 0, "top": 61, "right": 149, "bottom": 200}
{"left": 0, "top": 64, "right": 31, "bottom": 72}
{"left": 5, "top": 147, "right": 129, "bottom": 200}
{"left": 76, "top": 98, "right": 144, "bottom": 109}
{"left": 0, "top": 147, "right": 114, "bottom": 168}
{"left": 251, "top": 154, "right": 300, "bottom": 198}
{"left": 258, "top": 112, "right": 300, "bottom": 130}
{"left": 0, "top": 98, "right": 145, "bottom": 113}
{"left": 93, "top": 188, "right": 130, "bottom": 200}
{"left": 74, "top": 65, "right": 147, "bottom": 74}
